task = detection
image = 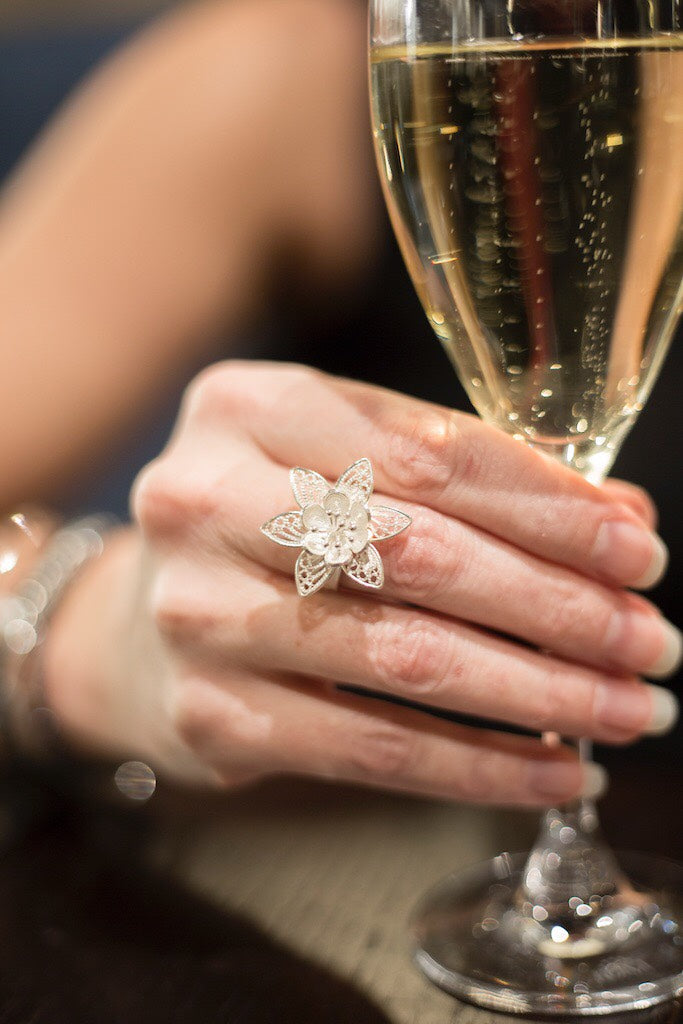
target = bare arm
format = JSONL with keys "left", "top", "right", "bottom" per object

{"left": 0, "top": 0, "right": 374, "bottom": 508}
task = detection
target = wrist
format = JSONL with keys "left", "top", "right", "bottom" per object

{"left": 42, "top": 526, "right": 142, "bottom": 759}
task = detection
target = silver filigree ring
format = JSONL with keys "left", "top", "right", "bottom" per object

{"left": 260, "top": 458, "right": 411, "bottom": 597}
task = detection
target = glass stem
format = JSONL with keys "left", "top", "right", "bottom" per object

{"left": 517, "top": 459, "right": 625, "bottom": 928}
{"left": 518, "top": 784, "right": 622, "bottom": 928}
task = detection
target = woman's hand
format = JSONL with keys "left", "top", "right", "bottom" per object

{"left": 44, "top": 362, "right": 680, "bottom": 805}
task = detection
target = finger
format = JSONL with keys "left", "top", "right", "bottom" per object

{"left": 601, "top": 479, "right": 659, "bottom": 531}
{"left": 172, "top": 669, "right": 606, "bottom": 807}
{"left": 253, "top": 580, "right": 678, "bottom": 743}
{"left": 159, "top": 561, "right": 677, "bottom": 744}
{"left": 183, "top": 362, "right": 668, "bottom": 591}
{"left": 140, "top": 447, "right": 679, "bottom": 680}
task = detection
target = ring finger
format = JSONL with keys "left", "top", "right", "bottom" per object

{"left": 159, "top": 561, "right": 671, "bottom": 744}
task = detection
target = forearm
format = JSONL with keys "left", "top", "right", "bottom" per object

{"left": 41, "top": 526, "right": 141, "bottom": 758}
{"left": 41, "top": 524, "right": 203, "bottom": 780}
{"left": 0, "top": 3, "right": 276, "bottom": 509}
{"left": 0, "top": 0, "right": 374, "bottom": 511}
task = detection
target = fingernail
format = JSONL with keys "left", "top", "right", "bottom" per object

{"left": 527, "top": 760, "right": 607, "bottom": 801}
{"left": 647, "top": 620, "right": 683, "bottom": 679}
{"left": 632, "top": 534, "right": 669, "bottom": 590}
{"left": 592, "top": 520, "right": 668, "bottom": 589}
{"left": 604, "top": 601, "right": 682, "bottom": 678}
{"left": 646, "top": 685, "right": 680, "bottom": 734}
{"left": 594, "top": 681, "right": 679, "bottom": 736}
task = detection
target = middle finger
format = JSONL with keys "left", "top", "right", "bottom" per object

{"left": 237, "top": 459, "right": 679, "bottom": 679}
{"left": 135, "top": 442, "right": 680, "bottom": 680}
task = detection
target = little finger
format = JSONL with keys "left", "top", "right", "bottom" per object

{"left": 173, "top": 670, "right": 606, "bottom": 807}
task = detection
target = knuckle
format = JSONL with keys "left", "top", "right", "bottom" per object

{"left": 130, "top": 459, "right": 173, "bottom": 534}
{"left": 344, "top": 719, "right": 420, "bottom": 782}
{"left": 184, "top": 360, "right": 319, "bottom": 427}
{"left": 150, "top": 584, "right": 193, "bottom": 648}
{"left": 525, "top": 667, "right": 583, "bottom": 733}
{"left": 449, "top": 425, "right": 487, "bottom": 492}
{"left": 172, "top": 679, "right": 267, "bottom": 786}
{"left": 540, "top": 602, "right": 574, "bottom": 647}
{"left": 389, "top": 511, "right": 461, "bottom": 602}
{"left": 381, "top": 411, "right": 458, "bottom": 498}
{"left": 578, "top": 591, "right": 616, "bottom": 655}
{"left": 131, "top": 459, "right": 219, "bottom": 540}
{"left": 525, "top": 682, "right": 564, "bottom": 734}
{"left": 537, "top": 582, "right": 591, "bottom": 647}
{"left": 265, "top": 366, "right": 323, "bottom": 429}
{"left": 527, "top": 476, "right": 604, "bottom": 561}
{"left": 372, "top": 619, "right": 449, "bottom": 698}
{"left": 173, "top": 677, "right": 220, "bottom": 752}
{"left": 461, "top": 751, "right": 501, "bottom": 802}
{"left": 150, "top": 573, "right": 218, "bottom": 650}
{"left": 182, "top": 361, "right": 251, "bottom": 424}
{"left": 533, "top": 490, "right": 573, "bottom": 545}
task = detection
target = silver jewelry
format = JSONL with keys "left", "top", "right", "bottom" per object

{"left": 261, "top": 458, "right": 411, "bottom": 597}
{"left": 0, "top": 515, "right": 114, "bottom": 753}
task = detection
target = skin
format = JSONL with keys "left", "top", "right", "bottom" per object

{"left": 0, "top": 0, "right": 676, "bottom": 803}
{"left": 44, "top": 362, "right": 675, "bottom": 805}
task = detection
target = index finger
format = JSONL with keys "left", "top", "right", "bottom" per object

{"left": 186, "top": 362, "right": 667, "bottom": 590}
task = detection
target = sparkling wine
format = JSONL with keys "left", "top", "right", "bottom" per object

{"left": 371, "top": 40, "right": 683, "bottom": 477}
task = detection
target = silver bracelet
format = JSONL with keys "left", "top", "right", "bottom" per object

{"left": 0, "top": 515, "right": 115, "bottom": 755}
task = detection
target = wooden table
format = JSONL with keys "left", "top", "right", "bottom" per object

{"left": 0, "top": 757, "right": 680, "bottom": 1023}
{"left": 147, "top": 772, "right": 681, "bottom": 1024}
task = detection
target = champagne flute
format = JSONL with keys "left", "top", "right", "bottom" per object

{"left": 370, "top": 0, "right": 683, "bottom": 1014}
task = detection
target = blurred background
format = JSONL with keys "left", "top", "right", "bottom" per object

{"left": 0, "top": 0, "right": 171, "bottom": 31}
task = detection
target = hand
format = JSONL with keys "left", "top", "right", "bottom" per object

{"left": 44, "top": 362, "right": 681, "bottom": 805}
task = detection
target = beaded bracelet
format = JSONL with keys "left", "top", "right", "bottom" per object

{"left": 0, "top": 515, "right": 114, "bottom": 756}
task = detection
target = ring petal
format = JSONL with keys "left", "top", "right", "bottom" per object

{"left": 290, "top": 468, "right": 330, "bottom": 509}
{"left": 295, "top": 550, "right": 333, "bottom": 596}
{"left": 343, "top": 544, "right": 384, "bottom": 589}
{"left": 369, "top": 505, "right": 412, "bottom": 542}
{"left": 335, "top": 458, "right": 373, "bottom": 504}
{"left": 260, "top": 511, "right": 306, "bottom": 547}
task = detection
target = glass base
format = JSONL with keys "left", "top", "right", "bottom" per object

{"left": 412, "top": 852, "right": 683, "bottom": 1016}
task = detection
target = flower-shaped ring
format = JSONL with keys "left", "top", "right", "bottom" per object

{"left": 260, "top": 458, "right": 411, "bottom": 597}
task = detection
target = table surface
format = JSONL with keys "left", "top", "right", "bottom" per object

{"left": 0, "top": 760, "right": 680, "bottom": 1024}
{"left": 154, "top": 780, "right": 523, "bottom": 1024}
{"left": 148, "top": 771, "right": 682, "bottom": 1024}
